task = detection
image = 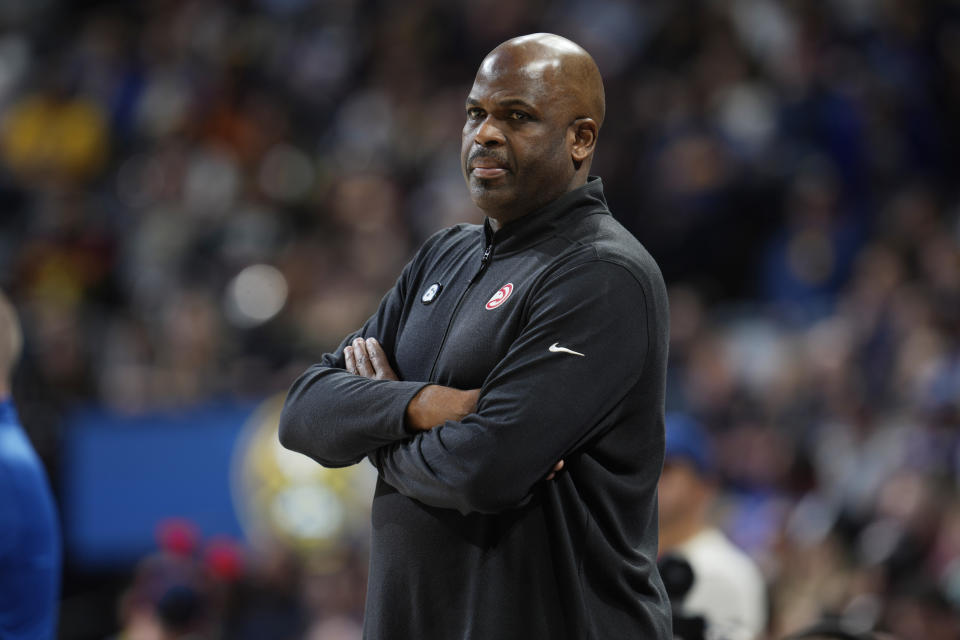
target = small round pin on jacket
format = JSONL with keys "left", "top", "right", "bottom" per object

{"left": 421, "top": 283, "right": 442, "bottom": 304}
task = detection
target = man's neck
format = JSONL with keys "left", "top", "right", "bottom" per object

{"left": 485, "top": 202, "right": 540, "bottom": 232}
{"left": 485, "top": 175, "right": 590, "bottom": 232}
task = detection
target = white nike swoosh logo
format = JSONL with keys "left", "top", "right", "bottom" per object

{"left": 549, "top": 342, "right": 584, "bottom": 357}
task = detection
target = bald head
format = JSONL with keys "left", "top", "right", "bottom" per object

{"left": 0, "top": 290, "right": 21, "bottom": 394}
{"left": 462, "top": 34, "right": 606, "bottom": 224}
{"left": 482, "top": 33, "right": 606, "bottom": 128}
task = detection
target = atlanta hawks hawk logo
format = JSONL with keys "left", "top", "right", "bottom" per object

{"left": 485, "top": 283, "right": 514, "bottom": 310}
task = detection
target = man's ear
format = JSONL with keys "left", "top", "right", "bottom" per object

{"left": 569, "top": 118, "right": 599, "bottom": 169}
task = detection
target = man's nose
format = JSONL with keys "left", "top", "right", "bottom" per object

{"left": 475, "top": 117, "right": 506, "bottom": 147}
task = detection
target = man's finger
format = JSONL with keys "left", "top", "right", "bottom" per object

{"left": 546, "top": 459, "right": 565, "bottom": 481}
{"left": 353, "top": 337, "right": 375, "bottom": 377}
{"left": 344, "top": 345, "right": 357, "bottom": 375}
{"left": 366, "top": 338, "right": 399, "bottom": 381}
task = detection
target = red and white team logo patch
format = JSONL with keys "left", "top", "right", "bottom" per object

{"left": 485, "top": 283, "right": 514, "bottom": 310}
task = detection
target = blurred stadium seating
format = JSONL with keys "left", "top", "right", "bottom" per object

{"left": 1, "top": 1, "right": 959, "bottom": 638}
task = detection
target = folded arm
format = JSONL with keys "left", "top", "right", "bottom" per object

{"left": 348, "top": 337, "right": 563, "bottom": 479}
{"left": 370, "top": 261, "right": 652, "bottom": 515}
{"left": 345, "top": 336, "right": 480, "bottom": 431}
{"left": 277, "top": 255, "right": 429, "bottom": 467}
{"left": 278, "top": 233, "right": 488, "bottom": 468}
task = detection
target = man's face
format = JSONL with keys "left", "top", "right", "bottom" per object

{"left": 461, "top": 52, "right": 575, "bottom": 222}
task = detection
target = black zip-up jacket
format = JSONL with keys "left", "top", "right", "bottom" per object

{"left": 280, "top": 178, "right": 672, "bottom": 639}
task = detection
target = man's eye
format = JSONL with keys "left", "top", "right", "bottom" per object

{"left": 509, "top": 111, "right": 529, "bottom": 120}
{"left": 467, "top": 108, "right": 484, "bottom": 119}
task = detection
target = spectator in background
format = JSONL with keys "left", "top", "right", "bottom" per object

{"left": 659, "top": 412, "right": 767, "bottom": 640}
{"left": 0, "top": 289, "right": 61, "bottom": 639}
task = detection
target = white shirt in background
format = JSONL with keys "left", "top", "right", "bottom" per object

{"left": 676, "top": 527, "right": 768, "bottom": 640}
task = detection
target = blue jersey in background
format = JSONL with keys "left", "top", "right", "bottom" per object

{"left": 0, "top": 398, "right": 60, "bottom": 639}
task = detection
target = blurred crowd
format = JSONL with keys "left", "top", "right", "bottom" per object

{"left": 92, "top": 518, "right": 365, "bottom": 640}
{"left": 1, "top": 0, "right": 959, "bottom": 638}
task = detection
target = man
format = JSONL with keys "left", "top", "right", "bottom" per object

{"left": 658, "top": 413, "right": 767, "bottom": 640}
{"left": 0, "top": 290, "right": 61, "bottom": 639}
{"left": 280, "top": 33, "right": 671, "bottom": 638}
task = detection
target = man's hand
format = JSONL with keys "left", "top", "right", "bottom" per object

{"left": 345, "top": 337, "right": 398, "bottom": 380}
{"left": 545, "top": 459, "right": 564, "bottom": 481}
{"left": 343, "top": 337, "right": 480, "bottom": 433}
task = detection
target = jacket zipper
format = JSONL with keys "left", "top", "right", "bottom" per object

{"left": 427, "top": 241, "right": 493, "bottom": 381}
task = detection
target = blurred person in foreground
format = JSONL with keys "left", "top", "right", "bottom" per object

{"left": 0, "top": 290, "right": 61, "bottom": 639}
{"left": 280, "top": 34, "right": 671, "bottom": 638}
{"left": 658, "top": 413, "right": 766, "bottom": 640}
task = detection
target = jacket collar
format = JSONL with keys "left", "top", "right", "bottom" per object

{"left": 481, "top": 176, "right": 609, "bottom": 255}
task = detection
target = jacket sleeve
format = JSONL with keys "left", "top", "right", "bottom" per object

{"left": 370, "top": 259, "right": 656, "bottom": 514}
{"left": 278, "top": 257, "right": 430, "bottom": 468}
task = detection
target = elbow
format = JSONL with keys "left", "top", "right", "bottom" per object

{"left": 277, "top": 371, "right": 316, "bottom": 454}
{"left": 277, "top": 403, "right": 310, "bottom": 457}
{"left": 276, "top": 366, "right": 366, "bottom": 468}
{"left": 277, "top": 392, "right": 308, "bottom": 452}
{"left": 277, "top": 403, "right": 357, "bottom": 469}
{"left": 277, "top": 409, "right": 298, "bottom": 452}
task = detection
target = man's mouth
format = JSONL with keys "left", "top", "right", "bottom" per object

{"left": 470, "top": 157, "right": 509, "bottom": 179}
